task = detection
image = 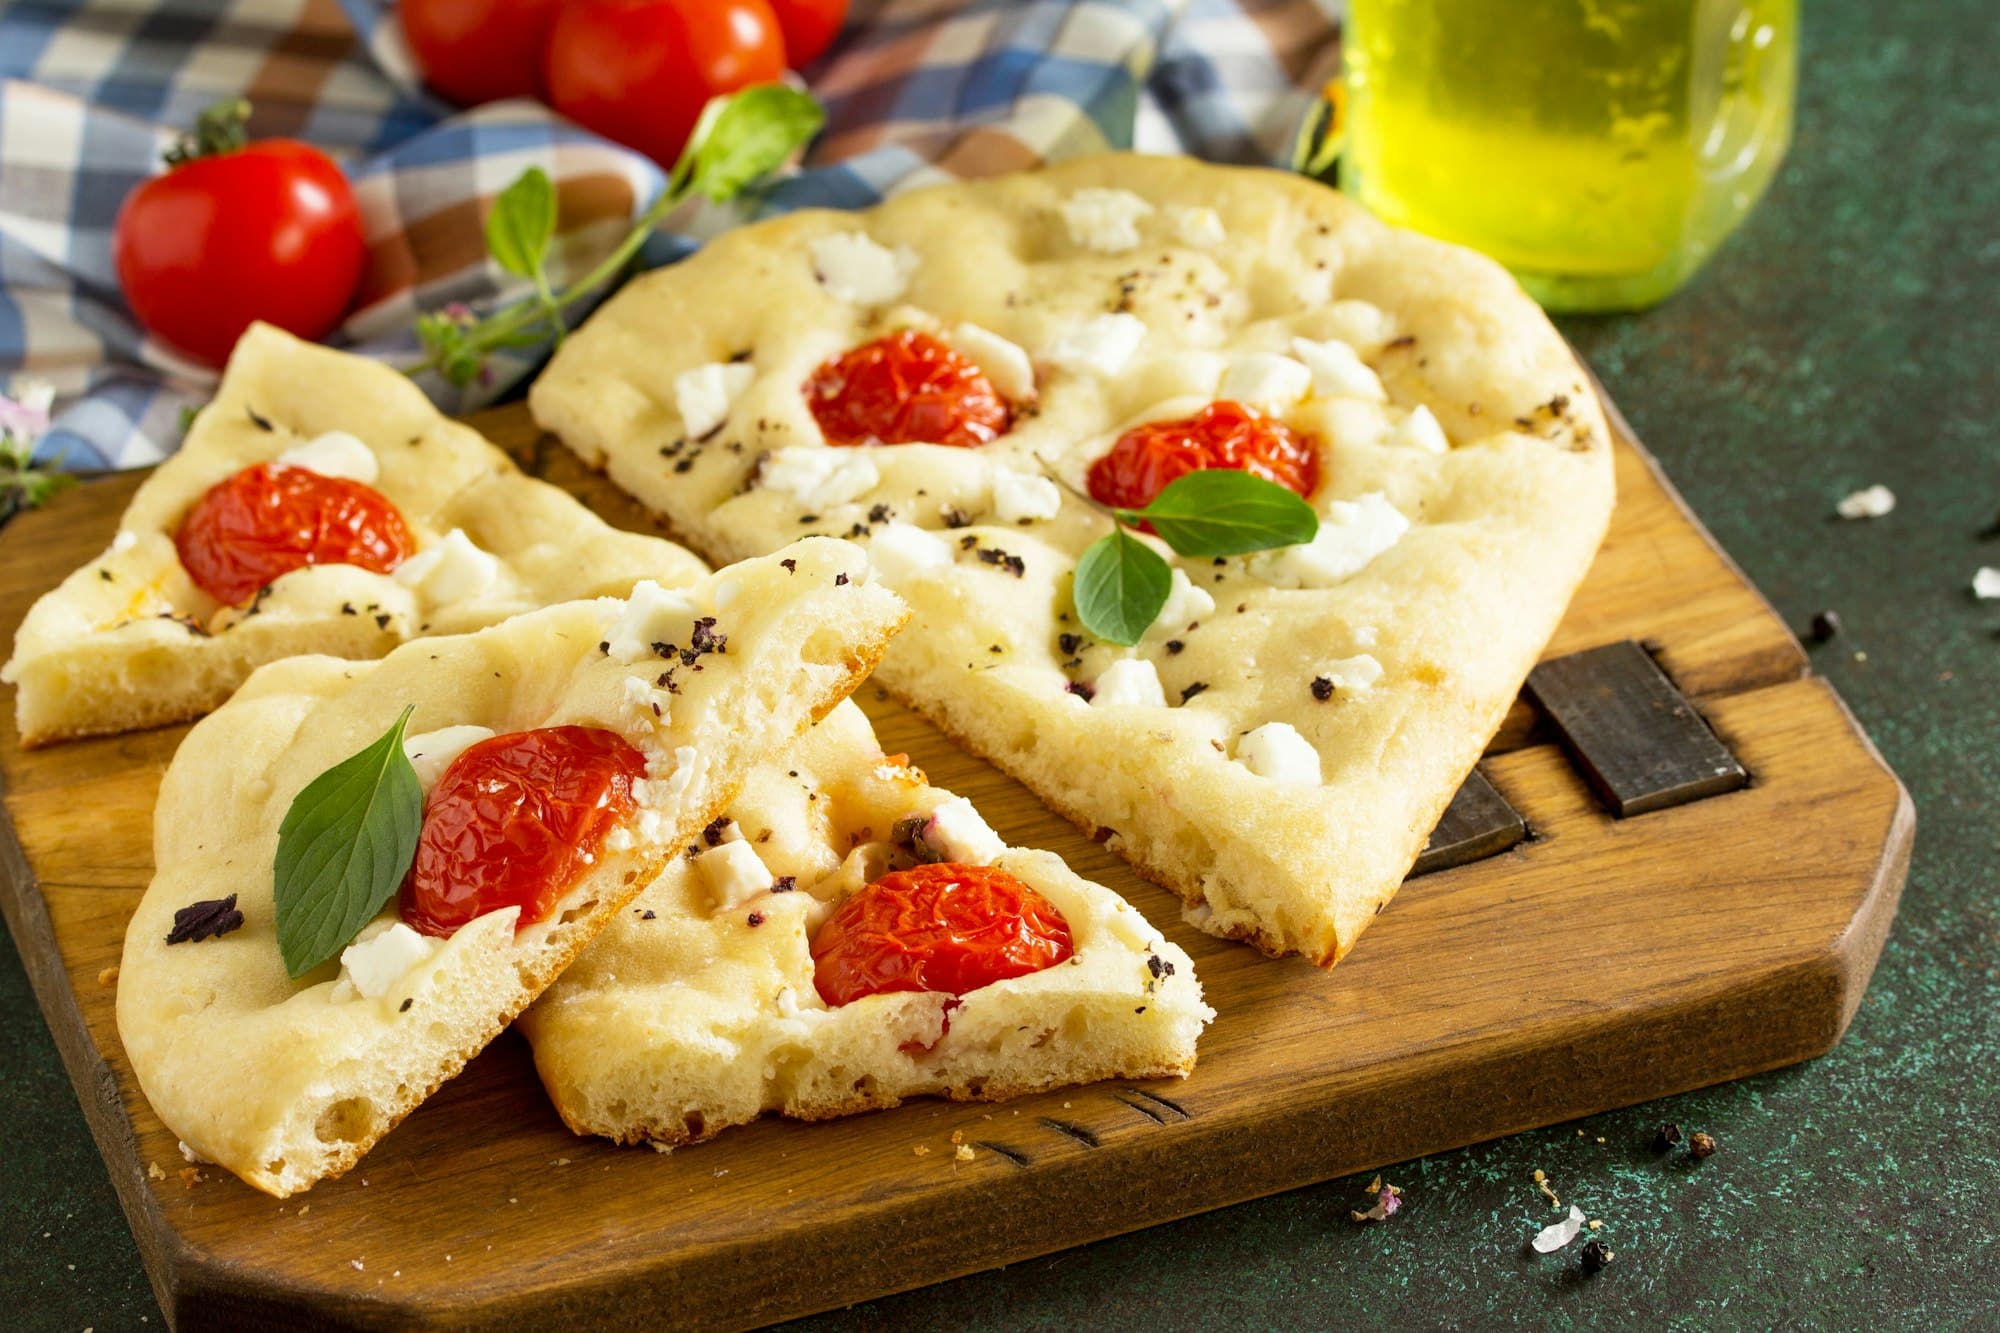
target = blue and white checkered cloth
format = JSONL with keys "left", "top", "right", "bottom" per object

{"left": 0, "top": 0, "right": 1341, "bottom": 472}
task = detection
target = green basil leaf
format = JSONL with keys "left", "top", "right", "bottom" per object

{"left": 273, "top": 706, "right": 424, "bottom": 979}
{"left": 1121, "top": 469, "right": 1320, "bottom": 557}
{"left": 1073, "top": 528, "right": 1174, "bottom": 647}
{"left": 485, "top": 167, "right": 557, "bottom": 280}
{"left": 685, "top": 84, "right": 826, "bottom": 204}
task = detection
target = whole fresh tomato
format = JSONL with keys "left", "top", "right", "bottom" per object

{"left": 544, "top": 0, "right": 787, "bottom": 169}
{"left": 113, "top": 101, "right": 365, "bottom": 369}
{"left": 770, "top": 0, "right": 849, "bottom": 68}
{"left": 400, "top": 0, "right": 561, "bottom": 107}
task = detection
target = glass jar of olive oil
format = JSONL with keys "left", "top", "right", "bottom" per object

{"left": 1342, "top": 0, "right": 1797, "bottom": 312}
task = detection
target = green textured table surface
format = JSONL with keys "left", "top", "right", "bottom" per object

{"left": 6, "top": 1, "right": 1997, "bottom": 1325}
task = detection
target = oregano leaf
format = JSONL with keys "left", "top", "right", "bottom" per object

{"left": 1120, "top": 469, "right": 1319, "bottom": 557}
{"left": 273, "top": 706, "right": 424, "bottom": 979}
{"left": 1073, "top": 528, "right": 1174, "bottom": 647}
{"left": 485, "top": 166, "right": 557, "bottom": 280}
{"left": 685, "top": 84, "right": 827, "bottom": 204}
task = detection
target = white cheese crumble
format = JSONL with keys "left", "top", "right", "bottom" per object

{"left": 1290, "top": 336, "right": 1387, "bottom": 402}
{"left": 604, "top": 578, "right": 700, "bottom": 664}
{"left": 392, "top": 528, "right": 499, "bottom": 603}
{"left": 1049, "top": 313, "right": 1147, "bottom": 377}
{"left": 673, "top": 361, "right": 756, "bottom": 440}
{"left": 1236, "top": 722, "right": 1322, "bottom": 784}
{"left": 1353, "top": 624, "right": 1379, "bottom": 648}
{"left": 1835, "top": 484, "right": 1895, "bottom": 519}
{"left": 864, "top": 520, "right": 952, "bottom": 582}
{"left": 653, "top": 744, "right": 706, "bottom": 809}
{"left": 1392, "top": 404, "right": 1450, "bottom": 454}
{"left": 111, "top": 530, "right": 137, "bottom": 553}
{"left": 1315, "top": 653, "right": 1384, "bottom": 697}
{"left": 1167, "top": 205, "right": 1225, "bottom": 248}
{"left": 1092, "top": 658, "right": 1167, "bottom": 708}
{"left": 339, "top": 922, "right": 436, "bottom": 1000}
{"left": 403, "top": 724, "right": 495, "bottom": 791}
{"left": 1973, "top": 566, "right": 2000, "bottom": 599}
{"left": 1317, "top": 300, "right": 1395, "bottom": 351}
{"left": 697, "top": 840, "right": 773, "bottom": 911}
{"left": 1059, "top": 187, "right": 1155, "bottom": 253}
{"left": 276, "top": 430, "right": 379, "bottom": 484}
{"left": 950, "top": 323, "right": 1035, "bottom": 400}
{"left": 809, "top": 232, "right": 917, "bottom": 305}
{"left": 990, "top": 469, "right": 1062, "bottom": 523}
{"left": 923, "top": 795, "right": 1006, "bottom": 864}
{"left": 1219, "top": 354, "right": 1312, "bottom": 411}
{"left": 1152, "top": 567, "right": 1216, "bottom": 631}
{"left": 1249, "top": 491, "right": 1409, "bottom": 588}
{"left": 762, "top": 445, "right": 880, "bottom": 505}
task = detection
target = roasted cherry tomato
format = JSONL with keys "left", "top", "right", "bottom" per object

{"left": 173, "top": 463, "right": 413, "bottom": 606}
{"left": 770, "top": 0, "right": 849, "bottom": 68}
{"left": 1086, "top": 400, "right": 1321, "bottom": 511}
{"left": 400, "top": 727, "right": 649, "bottom": 938}
{"left": 544, "top": 0, "right": 787, "bottom": 169}
{"left": 805, "top": 330, "right": 1012, "bottom": 448}
{"left": 810, "top": 862, "right": 1074, "bottom": 1007}
{"left": 113, "top": 102, "right": 365, "bottom": 368}
{"left": 401, "top": 0, "right": 562, "bottom": 107}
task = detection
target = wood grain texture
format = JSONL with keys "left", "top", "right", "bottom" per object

{"left": 0, "top": 403, "right": 1904, "bottom": 1330}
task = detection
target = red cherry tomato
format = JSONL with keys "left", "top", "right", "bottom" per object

{"left": 770, "top": 0, "right": 849, "bottom": 68}
{"left": 400, "top": 727, "right": 649, "bottom": 938}
{"left": 401, "top": 0, "right": 562, "bottom": 107}
{"left": 174, "top": 463, "right": 413, "bottom": 606}
{"left": 113, "top": 132, "right": 364, "bottom": 369}
{"left": 810, "top": 863, "right": 1074, "bottom": 1007}
{"left": 544, "top": 0, "right": 787, "bottom": 169}
{"left": 805, "top": 330, "right": 1012, "bottom": 449}
{"left": 1086, "top": 400, "right": 1321, "bottom": 511}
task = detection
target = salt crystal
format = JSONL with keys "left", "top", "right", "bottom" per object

{"left": 1532, "top": 1205, "right": 1587, "bottom": 1253}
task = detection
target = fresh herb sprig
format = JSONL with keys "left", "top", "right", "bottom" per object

{"left": 272, "top": 706, "right": 424, "bottom": 978}
{"left": 413, "top": 84, "right": 825, "bottom": 387}
{"left": 1065, "top": 469, "right": 1319, "bottom": 646}
{"left": 0, "top": 381, "right": 71, "bottom": 521}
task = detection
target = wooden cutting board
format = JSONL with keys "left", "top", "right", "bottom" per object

{"left": 0, "top": 392, "right": 1910, "bottom": 1330}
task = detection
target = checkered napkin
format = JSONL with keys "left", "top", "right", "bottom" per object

{"left": 0, "top": 0, "right": 1340, "bottom": 473}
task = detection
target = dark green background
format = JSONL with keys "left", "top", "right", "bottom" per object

{"left": 6, "top": 0, "right": 1996, "bottom": 1324}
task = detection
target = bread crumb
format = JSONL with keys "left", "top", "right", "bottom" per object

{"left": 177, "top": 1167, "right": 202, "bottom": 1188}
{"left": 949, "top": 1129, "right": 965, "bottom": 1145}
{"left": 954, "top": 1144, "right": 975, "bottom": 1162}
{"left": 351, "top": 1259, "right": 364, "bottom": 1272}
{"left": 1588, "top": 1219, "right": 1603, "bottom": 1231}
{"left": 97, "top": 966, "right": 119, "bottom": 987}
{"left": 913, "top": 1145, "right": 930, "bottom": 1157}
{"left": 146, "top": 1162, "right": 165, "bottom": 1181}
{"left": 297, "top": 1204, "right": 309, "bottom": 1215}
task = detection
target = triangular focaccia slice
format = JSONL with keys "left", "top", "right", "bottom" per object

{"left": 521, "top": 700, "right": 1211, "bottom": 1147}
{"left": 529, "top": 154, "right": 1616, "bottom": 965}
{"left": 116, "top": 541, "right": 905, "bottom": 1196}
{"left": 3, "top": 322, "right": 708, "bottom": 746}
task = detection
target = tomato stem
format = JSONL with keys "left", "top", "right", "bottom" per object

{"left": 163, "top": 99, "right": 252, "bottom": 169}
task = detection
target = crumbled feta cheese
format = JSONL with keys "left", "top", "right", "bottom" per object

{"left": 809, "top": 232, "right": 918, "bottom": 304}
{"left": 1353, "top": 625, "right": 1379, "bottom": 648}
{"left": 1290, "top": 336, "right": 1387, "bottom": 402}
{"left": 1315, "top": 654, "right": 1384, "bottom": 697}
{"left": 1835, "top": 484, "right": 1895, "bottom": 519}
{"left": 1059, "top": 188, "right": 1155, "bottom": 253}
{"left": 403, "top": 724, "right": 495, "bottom": 790}
{"left": 696, "top": 840, "right": 773, "bottom": 911}
{"left": 990, "top": 469, "right": 1062, "bottom": 523}
{"left": 1249, "top": 491, "right": 1409, "bottom": 588}
{"left": 1049, "top": 313, "right": 1147, "bottom": 377}
{"left": 1973, "top": 567, "right": 2000, "bottom": 599}
{"left": 277, "top": 430, "right": 379, "bottom": 484}
{"left": 393, "top": 528, "right": 499, "bottom": 603}
{"left": 654, "top": 744, "right": 706, "bottom": 808}
{"left": 1092, "top": 658, "right": 1166, "bottom": 708}
{"left": 865, "top": 521, "right": 952, "bottom": 583}
{"left": 673, "top": 361, "right": 756, "bottom": 440}
{"left": 1167, "top": 205, "right": 1225, "bottom": 248}
{"left": 1152, "top": 567, "right": 1216, "bottom": 632}
{"left": 761, "top": 445, "right": 880, "bottom": 505}
{"left": 110, "top": 530, "right": 137, "bottom": 553}
{"left": 923, "top": 795, "right": 1006, "bottom": 864}
{"left": 339, "top": 923, "right": 436, "bottom": 1000}
{"left": 1391, "top": 404, "right": 1450, "bottom": 454}
{"left": 604, "top": 579, "right": 701, "bottom": 664}
{"left": 951, "top": 323, "right": 1035, "bottom": 400}
{"left": 1219, "top": 354, "right": 1312, "bottom": 411}
{"left": 1236, "top": 722, "right": 1322, "bottom": 784}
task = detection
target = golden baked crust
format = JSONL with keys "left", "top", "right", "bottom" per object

{"left": 531, "top": 153, "right": 1615, "bottom": 964}
{"left": 520, "top": 700, "right": 1210, "bottom": 1148}
{"left": 3, "top": 323, "right": 708, "bottom": 746}
{"left": 114, "top": 542, "right": 906, "bottom": 1196}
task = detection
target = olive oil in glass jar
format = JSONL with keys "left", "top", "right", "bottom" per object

{"left": 1342, "top": 0, "right": 1797, "bottom": 311}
